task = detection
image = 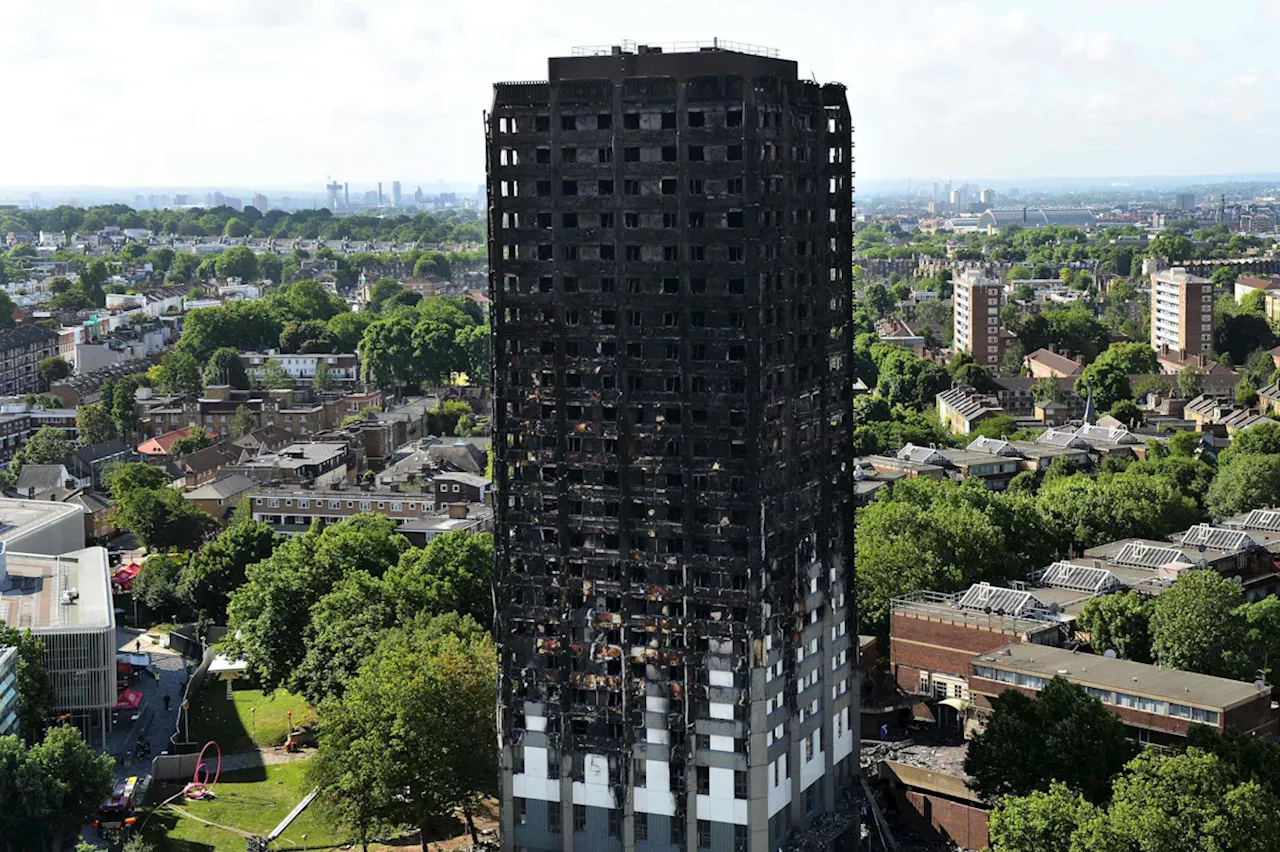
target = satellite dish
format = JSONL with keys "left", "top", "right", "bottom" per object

{"left": 1103, "top": 649, "right": 1118, "bottom": 659}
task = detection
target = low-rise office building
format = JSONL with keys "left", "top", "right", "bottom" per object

{"left": 0, "top": 498, "right": 114, "bottom": 743}
{"left": 970, "top": 643, "right": 1276, "bottom": 745}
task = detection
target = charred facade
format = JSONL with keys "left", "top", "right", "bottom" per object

{"left": 488, "top": 43, "right": 856, "bottom": 852}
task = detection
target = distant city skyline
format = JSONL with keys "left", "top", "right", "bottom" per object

{"left": 4, "top": 0, "right": 1280, "bottom": 187}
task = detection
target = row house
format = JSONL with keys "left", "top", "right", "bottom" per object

{"left": 0, "top": 327, "right": 59, "bottom": 396}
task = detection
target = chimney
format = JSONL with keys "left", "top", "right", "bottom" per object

{"left": 447, "top": 503, "right": 468, "bottom": 520}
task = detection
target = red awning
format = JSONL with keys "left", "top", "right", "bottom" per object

{"left": 111, "top": 563, "right": 141, "bottom": 589}
{"left": 114, "top": 688, "right": 143, "bottom": 710}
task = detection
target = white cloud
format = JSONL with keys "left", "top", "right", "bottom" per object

{"left": 0, "top": 0, "right": 1276, "bottom": 187}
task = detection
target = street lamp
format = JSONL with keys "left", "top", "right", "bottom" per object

{"left": 251, "top": 706, "right": 256, "bottom": 744}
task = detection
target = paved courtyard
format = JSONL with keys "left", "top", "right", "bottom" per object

{"left": 105, "top": 626, "right": 191, "bottom": 777}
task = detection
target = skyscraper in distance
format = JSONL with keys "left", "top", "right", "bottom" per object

{"left": 392, "top": 181, "right": 403, "bottom": 207}
{"left": 487, "top": 41, "right": 857, "bottom": 852}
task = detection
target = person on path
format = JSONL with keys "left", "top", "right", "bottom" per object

{"left": 164, "top": 694, "right": 172, "bottom": 711}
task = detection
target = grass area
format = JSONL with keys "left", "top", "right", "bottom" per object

{"left": 142, "top": 760, "right": 347, "bottom": 852}
{"left": 186, "top": 679, "right": 316, "bottom": 754}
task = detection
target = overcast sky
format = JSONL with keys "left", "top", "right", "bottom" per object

{"left": 2, "top": 0, "right": 1277, "bottom": 189}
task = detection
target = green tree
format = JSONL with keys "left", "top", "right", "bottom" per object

{"left": 36, "top": 356, "right": 71, "bottom": 389}
{"left": 203, "top": 347, "right": 249, "bottom": 389}
{"left": 358, "top": 313, "right": 417, "bottom": 391}
{"left": 365, "top": 279, "right": 403, "bottom": 312}
{"left": 309, "top": 692, "right": 399, "bottom": 852}
{"left": 1218, "top": 420, "right": 1280, "bottom": 467}
{"left": 259, "top": 253, "right": 283, "bottom": 284}
{"left": 1207, "top": 453, "right": 1280, "bottom": 518}
{"left": 0, "top": 291, "right": 17, "bottom": 332}
{"left": 131, "top": 553, "right": 187, "bottom": 616}
{"left": 875, "top": 348, "right": 950, "bottom": 410}
{"left": 104, "top": 461, "right": 171, "bottom": 499}
{"left": 1078, "top": 749, "right": 1280, "bottom": 852}
{"left": 229, "top": 405, "right": 257, "bottom": 438}
{"left": 157, "top": 349, "right": 205, "bottom": 396}
{"left": 318, "top": 618, "right": 498, "bottom": 846}
{"left": 177, "top": 520, "right": 279, "bottom": 622}
{"left": 260, "top": 359, "right": 294, "bottom": 389}
{"left": 1077, "top": 591, "right": 1154, "bottom": 662}
{"left": 1236, "top": 377, "right": 1260, "bottom": 407}
{"left": 1075, "top": 342, "right": 1159, "bottom": 410}
{"left": 1237, "top": 596, "right": 1280, "bottom": 684}
{"left": 1031, "top": 376, "right": 1065, "bottom": 405}
{"left": 988, "top": 782, "right": 1102, "bottom": 852}
{"left": 312, "top": 358, "right": 335, "bottom": 392}
{"left": 964, "top": 677, "right": 1134, "bottom": 804}
{"left": 169, "top": 432, "right": 212, "bottom": 458}
{"left": 1151, "top": 570, "right": 1245, "bottom": 677}
{"left": 1036, "top": 469, "right": 1199, "bottom": 554}
{"left": 16, "top": 426, "right": 71, "bottom": 466}
{"left": 1178, "top": 364, "right": 1204, "bottom": 398}
{"left": 967, "top": 414, "right": 1018, "bottom": 442}
{"left": 213, "top": 245, "right": 259, "bottom": 280}
{"left": 223, "top": 217, "right": 250, "bottom": 238}
{"left": 0, "top": 725, "right": 116, "bottom": 851}
{"left": 114, "top": 485, "right": 214, "bottom": 552}
{"left": 279, "top": 320, "right": 332, "bottom": 354}
{"left": 225, "top": 514, "right": 409, "bottom": 691}
{"left": 1106, "top": 399, "right": 1145, "bottom": 428}
{"left": 326, "top": 311, "right": 374, "bottom": 352}
{"left": 74, "top": 404, "right": 116, "bottom": 447}
{"left": 0, "top": 626, "right": 53, "bottom": 745}
{"left": 1167, "top": 430, "right": 1202, "bottom": 457}
{"left": 111, "top": 376, "right": 139, "bottom": 436}
{"left": 383, "top": 531, "right": 494, "bottom": 630}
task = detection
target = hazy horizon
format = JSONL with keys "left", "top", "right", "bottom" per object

{"left": 4, "top": 0, "right": 1280, "bottom": 188}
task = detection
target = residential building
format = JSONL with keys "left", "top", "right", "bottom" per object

{"left": 66, "top": 439, "right": 134, "bottom": 490}
{"left": 489, "top": 44, "right": 856, "bottom": 852}
{"left": 0, "top": 645, "right": 17, "bottom": 737}
{"left": 428, "top": 471, "right": 491, "bottom": 508}
{"left": 952, "top": 270, "right": 1005, "bottom": 368}
{"left": 1235, "top": 275, "right": 1280, "bottom": 305}
{"left": 1151, "top": 266, "right": 1214, "bottom": 356}
{"left": 0, "top": 499, "right": 115, "bottom": 743}
{"left": 183, "top": 474, "right": 256, "bottom": 525}
{"left": 136, "top": 426, "right": 204, "bottom": 461}
{"left": 15, "top": 464, "right": 81, "bottom": 499}
{"left": 176, "top": 444, "right": 244, "bottom": 489}
{"left": 970, "top": 644, "right": 1276, "bottom": 745}
{"left": 68, "top": 492, "right": 115, "bottom": 542}
{"left": 0, "top": 326, "right": 59, "bottom": 396}
{"left": 936, "top": 386, "right": 1004, "bottom": 435}
{"left": 232, "top": 441, "right": 351, "bottom": 485}
{"left": 1023, "top": 347, "right": 1083, "bottom": 378}
{"left": 246, "top": 483, "right": 492, "bottom": 544}
{"left": 240, "top": 352, "right": 359, "bottom": 385}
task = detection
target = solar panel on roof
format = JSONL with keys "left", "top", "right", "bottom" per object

{"left": 957, "top": 582, "right": 1044, "bottom": 617}
{"left": 1111, "top": 542, "right": 1188, "bottom": 569}
{"left": 1036, "top": 561, "right": 1119, "bottom": 593}
{"left": 1179, "top": 524, "right": 1253, "bottom": 553}
{"left": 1237, "top": 509, "right": 1280, "bottom": 532}
{"left": 1035, "top": 429, "right": 1088, "bottom": 448}
{"left": 968, "top": 437, "right": 1020, "bottom": 457}
{"left": 896, "top": 443, "right": 947, "bottom": 465}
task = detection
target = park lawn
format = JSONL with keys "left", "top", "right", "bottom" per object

{"left": 144, "top": 760, "right": 348, "bottom": 852}
{"left": 186, "top": 678, "right": 316, "bottom": 754}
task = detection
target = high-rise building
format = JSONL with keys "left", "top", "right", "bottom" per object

{"left": 979, "top": 188, "right": 995, "bottom": 207}
{"left": 252, "top": 193, "right": 269, "bottom": 212}
{"left": 1176, "top": 192, "right": 1196, "bottom": 211}
{"left": 487, "top": 43, "right": 857, "bottom": 852}
{"left": 1151, "top": 266, "right": 1214, "bottom": 356}
{"left": 953, "top": 270, "right": 1005, "bottom": 368}
{"left": 392, "top": 181, "right": 403, "bottom": 207}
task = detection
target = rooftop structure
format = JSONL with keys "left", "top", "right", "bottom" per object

{"left": 975, "top": 208, "right": 1097, "bottom": 230}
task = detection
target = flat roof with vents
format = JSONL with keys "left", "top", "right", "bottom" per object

{"left": 0, "top": 547, "right": 112, "bottom": 634}
{"left": 973, "top": 643, "right": 1265, "bottom": 712}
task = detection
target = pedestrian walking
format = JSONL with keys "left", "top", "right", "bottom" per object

{"left": 134, "top": 639, "right": 140, "bottom": 653}
{"left": 164, "top": 694, "right": 171, "bottom": 711}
